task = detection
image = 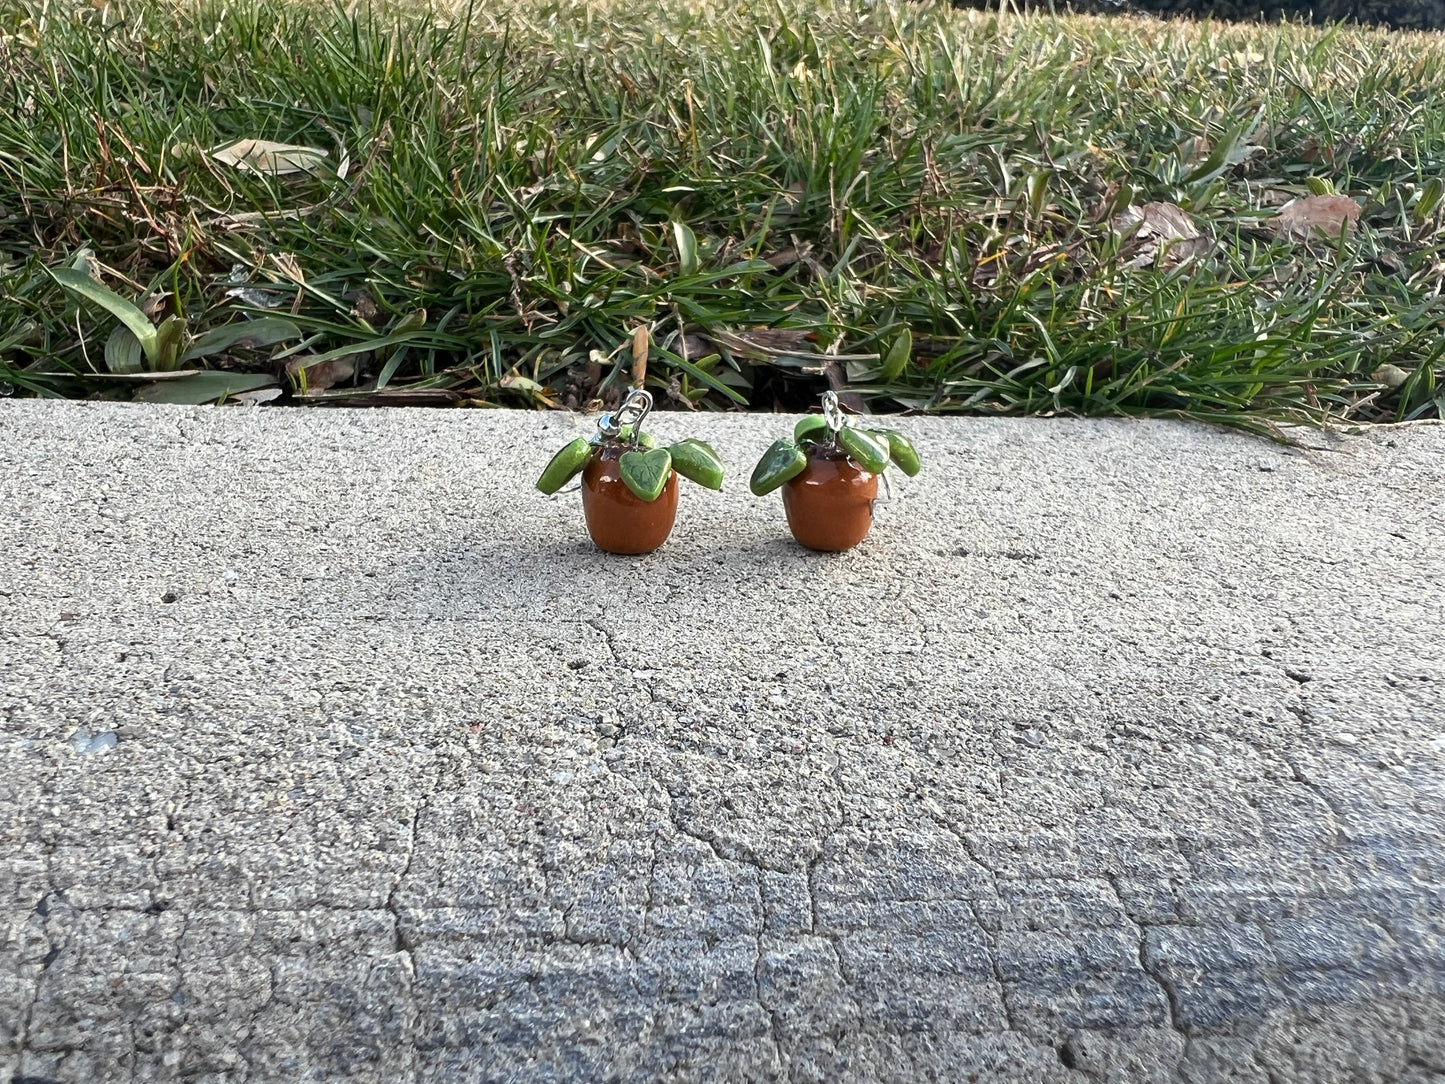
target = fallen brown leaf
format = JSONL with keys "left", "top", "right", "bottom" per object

{"left": 211, "top": 139, "right": 328, "bottom": 176}
{"left": 286, "top": 355, "right": 356, "bottom": 394}
{"left": 1372, "top": 364, "right": 1410, "bottom": 389}
{"left": 707, "top": 326, "right": 818, "bottom": 359}
{"left": 500, "top": 372, "right": 560, "bottom": 408}
{"left": 631, "top": 325, "right": 648, "bottom": 388}
{"left": 140, "top": 291, "right": 173, "bottom": 320}
{"left": 1112, "top": 202, "right": 1210, "bottom": 265}
{"left": 1270, "top": 195, "right": 1360, "bottom": 240}
{"left": 229, "top": 387, "right": 284, "bottom": 405}
{"left": 704, "top": 327, "right": 878, "bottom": 366}
{"left": 763, "top": 243, "right": 813, "bottom": 269}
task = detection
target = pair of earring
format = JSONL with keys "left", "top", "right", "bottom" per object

{"left": 536, "top": 389, "right": 921, "bottom": 555}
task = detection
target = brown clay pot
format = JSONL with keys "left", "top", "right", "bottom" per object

{"left": 781, "top": 446, "right": 879, "bottom": 552}
{"left": 581, "top": 445, "right": 679, "bottom": 555}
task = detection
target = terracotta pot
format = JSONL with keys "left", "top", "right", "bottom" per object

{"left": 782, "top": 446, "right": 879, "bottom": 552}
{"left": 581, "top": 445, "right": 679, "bottom": 555}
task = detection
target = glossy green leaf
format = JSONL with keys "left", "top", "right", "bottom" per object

{"left": 50, "top": 267, "right": 158, "bottom": 361}
{"left": 667, "top": 438, "right": 724, "bottom": 490}
{"left": 619, "top": 447, "right": 673, "bottom": 501}
{"left": 881, "top": 327, "right": 911, "bottom": 383}
{"left": 536, "top": 438, "right": 593, "bottom": 494}
{"left": 877, "top": 429, "right": 921, "bottom": 476}
{"left": 617, "top": 424, "right": 658, "bottom": 449}
{"left": 179, "top": 318, "right": 302, "bottom": 363}
{"left": 104, "top": 324, "right": 145, "bottom": 375}
{"left": 793, "top": 415, "right": 829, "bottom": 444}
{"left": 749, "top": 438, "right": 807, "bottom": 496}
{"left": 837, "top": 427, "right": 890, "bottom": 473}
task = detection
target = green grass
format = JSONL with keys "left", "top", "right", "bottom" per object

{"left": 2, "top": 0, "right": 1444, "bottom": 427}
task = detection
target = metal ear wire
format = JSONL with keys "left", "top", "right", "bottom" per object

{"left": 872, "top": 468, "right": 894, "bottom": 518}
{"left": 822, "top": 389, "right": 846, "bottom": 437}
{"left": 597, "top": 388, "right": 654, "bottom": 441}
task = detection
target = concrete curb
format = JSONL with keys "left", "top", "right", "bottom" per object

{"left": 2, "top": 402, "right": 1442, "bottom": 1081}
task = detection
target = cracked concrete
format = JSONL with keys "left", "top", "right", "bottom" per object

{"left": 1, "top": 401, "right": 1444, "bottom": 1082}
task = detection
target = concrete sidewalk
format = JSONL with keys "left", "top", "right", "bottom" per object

{"left": 1, "top": 401, "right": 1443, "bottom": 1083}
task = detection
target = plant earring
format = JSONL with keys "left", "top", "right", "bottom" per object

{"left": 749, "top": 391, "right": 920, "bottom": 552}
{"left": 536, "top": 388, "right": 725, "bottom": 555}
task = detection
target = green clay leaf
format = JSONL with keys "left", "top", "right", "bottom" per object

{"left": 619, "top": 447, "right": 673, "bottom": 501}
{"left": 536, "top": 438, "right": 593, "bottom": 494}
{"left": 793, "top": 415, "right": 829, "bottom": 444}
{"left": 881, "top": 327, "right": 912, "bottom": 383}
{"left": 837, "top": 427, "right": 890, "bottom": 473}
{"left": 878, "top": 429, "right": 921, "bottom": 476}
{"left": 616, "top": 425, "right": 658, "bottom": 449}
{"left": 749, "top": 439, "right": 807, "bottom": 496}
{"left": 667, "top": 438, "right": 724, "bottom": 490}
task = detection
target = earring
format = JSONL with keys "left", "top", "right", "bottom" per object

{"left": 748, "top": 391, "right": 920, "bottom": 552}
{"left": 536, "top": 388, "right": 725, "bottom": 555}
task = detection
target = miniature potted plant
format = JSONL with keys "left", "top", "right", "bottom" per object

{"left": 749, "top": 391, "right": 920, "bottom": 552}
{"left": 536, "top": 389, "right": 724, "bottom": 554}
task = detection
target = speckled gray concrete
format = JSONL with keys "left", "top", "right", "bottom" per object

{"left": 1, "top": 401, "right": 1443, "bottom": 1083}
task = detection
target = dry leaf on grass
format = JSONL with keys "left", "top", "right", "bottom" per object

{"left": 229, "top": 387, "right": 284, "bottom": 405}
{"left": 1270, "top": 195, "right": 1360, "bottom": 240}
{"left": 631, "top": 325, "right": 648, "bottom": 387}
{"left": 1112, "top": 202, "right": 1210, "bottom": 266}
{"left": 763, "top": 243, "right": 813, "bottom": 269}
{"left": 707, "top": 326, "right": 818, "bottom": 359}
{"left": 1209, "top": 49, "right": 1265, "bottom": 73}
{"left": 269, "top": 253, "right": 305, "bottom": 284}
{"left": 139, "top": 291, "right": 172, "bottom": 320}
{"left": 211, "top": 139, "right": 328, "bottom": 176}
{"left": 705, "top": 327, "right": 878, "bottom": 365}
{"left": 286, "top": 355, "right": 355, "bottom": 394}
{"left": 1372, "top": 364, "right": 1411, "bottom": 389}
{"left": 500, "top": 372, "right": 560, "bottom": 408}
{"left": 677, "top": 333, "right": 713, "bottom": 361}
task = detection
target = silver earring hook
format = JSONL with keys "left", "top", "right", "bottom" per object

{"left": 821, "top": 389, "right": 846, "bottom": 437}
{"left": 597, "top": 388, "right": 654, "bottom": 441}
{"left": 874, "top": 468, "right": 893, "bottom": 512}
